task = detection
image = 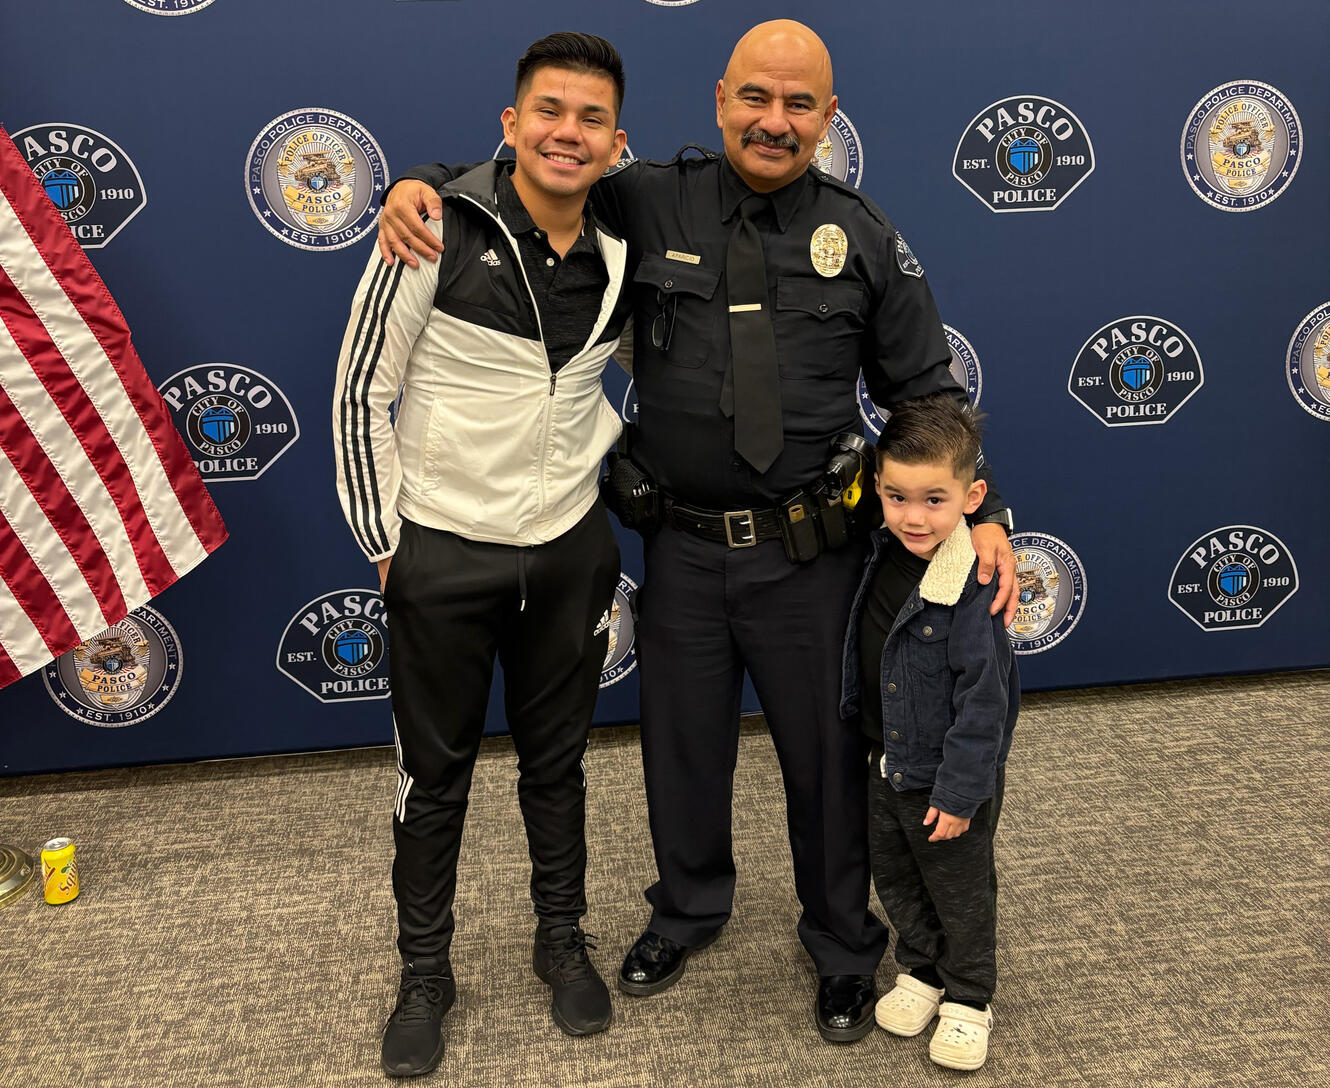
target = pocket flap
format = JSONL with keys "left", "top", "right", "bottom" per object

{"left": 776, "top": 276, "right": 864, "bottom": 320}
{"left": 634, "top": 253, "right": 721, "bottom": 300}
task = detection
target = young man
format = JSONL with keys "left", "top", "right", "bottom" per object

{"left": 840, "top": 395, "right": 1020, "bottom": 1071}
{"left": 375, "top": 20, "right": 1017, "bottom": 1043}
{"left": 332, "top": 32, "right": 631, "bottom": 1077}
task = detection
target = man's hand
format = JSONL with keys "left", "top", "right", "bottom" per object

{"left": 376, "top": 557, "right": 391, "bottom": 592}
{"left": 972, "top": 522, "right": 1016, "bottom": 626}
{"left": 377, "top": 181, "right": 445, "bottom": 269}
{"left": 924, "top": 806, "right": 971, "bottom": 842}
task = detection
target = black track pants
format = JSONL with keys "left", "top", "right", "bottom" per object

{"left": 384, "top": 505, "right": 620, "bottom": 960}
{"left": 867, "top": 756, "right": 1005, "bottom": 1005}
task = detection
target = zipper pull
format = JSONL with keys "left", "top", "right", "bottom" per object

{"left": 549, "top": 374, "right": 556, "bottom": 396}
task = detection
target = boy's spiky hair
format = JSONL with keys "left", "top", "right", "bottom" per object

{"left": 515, "top": 32, "right": 626, "bottom": 119}
{"left": 875, "top": 394, "right": 984, "bottom": 483}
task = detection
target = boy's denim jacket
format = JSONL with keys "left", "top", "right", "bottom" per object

{"left": 840, "top": 522, "right": 1019, "bottom": 818}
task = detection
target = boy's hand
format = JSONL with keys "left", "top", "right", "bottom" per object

{"left": 924, "top": 806, "right": 971, "bottom": 842}
{"left": 377, "top": 181, "right": 445, "bottom": 268}
{"left": 971, "top": 523, "right": 1016, "bottom": 625}
{"left": 376, "top": 557, "right": 391, "bottom": 592}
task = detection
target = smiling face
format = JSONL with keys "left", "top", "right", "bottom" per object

{"left": 715, "top": 21, "right": 837, "bottom": 193}
{"left": 502, "top": 65, "right": 627, "bottom": 203}
{"left": 875, "top": 458, "right": 987, "bottom": 561}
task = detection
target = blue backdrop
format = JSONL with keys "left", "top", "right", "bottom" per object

{"left": 2, "top": 0, "right": 1326, "bottom": 775}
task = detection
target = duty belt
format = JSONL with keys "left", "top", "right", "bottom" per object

{"left": 663, "top": 495, "right": 783, "bottom": 548}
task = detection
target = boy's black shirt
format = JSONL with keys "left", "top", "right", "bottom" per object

{"left": 859, "top": 533, "right": 931, "bottom": 745}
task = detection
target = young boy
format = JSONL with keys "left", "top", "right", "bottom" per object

{"left": 839, "top": 394, "right": 1019, "bottom": 1071}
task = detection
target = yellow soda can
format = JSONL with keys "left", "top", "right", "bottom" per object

{"left": 41, "top": 838, "right": 79, "bottom": 904}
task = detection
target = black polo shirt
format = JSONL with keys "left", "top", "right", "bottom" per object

{"left": 495, "top": 165, "right": 608, "bottom": 374}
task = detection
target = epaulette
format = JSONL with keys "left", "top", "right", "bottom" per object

{"left": 805, "top": 166, "right": 888, "bottom": 228}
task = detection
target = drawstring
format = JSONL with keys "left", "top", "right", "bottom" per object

{"left": 518, "top": 548, "right": 528, "bottom": 612}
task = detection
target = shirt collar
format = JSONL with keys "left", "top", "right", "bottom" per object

{"left": 495, "top": 163, "right": 601, "bottom": 251}
{"left": 719, "top": 155, "right": 809, "bottom": 232}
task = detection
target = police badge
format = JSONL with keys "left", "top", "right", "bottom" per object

{"left": 810, "top": 224, "right": 847, "bottom": 278}
{"left": 1182, "top": 81, "right": 1302, "bottom": 212}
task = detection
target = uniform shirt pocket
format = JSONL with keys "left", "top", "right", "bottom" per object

{"left": 633, "top": 253, "right": 722, "bottom": 369}
{"left": 774, "top": 276, "right": 866, "bottom": 379}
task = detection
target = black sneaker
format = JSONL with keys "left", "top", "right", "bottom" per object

{"left": 532, "top": 923, "right": 613, "bottom": 1036}
{"left": 381, "top": 956, "right": 455, "bottom": 1077}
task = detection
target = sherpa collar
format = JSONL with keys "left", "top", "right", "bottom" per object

{"left": 917, "top": 522, "right": 977, "bottom": 606}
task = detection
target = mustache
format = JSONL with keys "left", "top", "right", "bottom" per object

{"left": 740, "top": 128, "right": 800, "bottom": 153}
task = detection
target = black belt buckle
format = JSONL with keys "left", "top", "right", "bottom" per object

{"left": 723, "top": 509, "right": 756, "bottom": 548}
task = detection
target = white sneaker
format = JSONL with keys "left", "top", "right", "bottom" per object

{"left": 929, "top": 1001, "right": 993, "bottom": 1070}
{"left": 874, "top": 973, "right": 945, "bottom": 1036}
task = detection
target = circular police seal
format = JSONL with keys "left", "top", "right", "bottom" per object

{"left": 120, "top": 0, "right": 216, "bottom": 14}
{"left": 277, "top": 589, "right": 391, "bottom": 702}
{"left": 246, "top": 109, "right": 388, "bottom": 251}
{"left": 1168, "top": 526, "right": 1298, "bottom": 632}
{"left": 953, "top": 96, "right": 1094, "bottom": 213}
{"left": 1181, "top": 81, "right": 1301, "bottom": 212}
{"left": 857, "top": 324, "right": 981, "bottom": 436}
{"left": 1285, "top": 301, "right": 1330, "bottom": 422}
{"left": 599, "top": 573, "right": 639, "bottom": 689}
{"left": 813, "top": 109, "right": 863, "bottom": 189}
{"left": 1068, "top": 317, "right": 1203, "bottom": 427}
{"left": 159, "top": 363, "right": 301, "bottom": 481}
{"left": 13, "top": 123, "right": 147, "bottom": 248}
{"left": 642, "top": 1, "right": 701, "bottom": 6}
{"left": 1006, "top": 532, "right": 1087, "bottom": 654}
{"left": 42, "top": 607, "right": 182, "bottom": 727}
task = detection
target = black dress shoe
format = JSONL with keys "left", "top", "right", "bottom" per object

{"left": 816, "top": 973, "right": 877, "bottom": 1043}
{"left": 381, "top": 956, "right": 456, "bottom": 1077}
{"left": 617, "top": 928, "right": 720, "bottom": 996}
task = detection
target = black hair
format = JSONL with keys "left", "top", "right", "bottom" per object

{"left": 875, "top": 394, "right": 984, "bottom": 483}
{"left": 515, "top": 31, "right": 625, "bottom": 119}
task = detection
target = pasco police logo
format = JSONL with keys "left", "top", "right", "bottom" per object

{"left": 14, "top": 123, "right": 147, "bottom": 248}
{"left": 599, "top": 573, "right": 639, "bottom": 689}
{"left": 953, "top": 96, "right": 1094, "bottom": 212}
{"left": 121, "top": 1, "right": 216, "bottom": 14}
{"left": 1006, "top": 532, "right": 1087, "bottom": 654}
{"left": 159, "top": 363, "right": 300, "bottom": 481}
{"left": 1169, "top": 526, "right": 1298, "bottom": 632}
{"left": 1182, "top": 81, "right": 1301, "bottom": 212}
{"left": 1286, "top": 302, "right": 1330, "bottom": 422}
{"left": 1069, "top": 317, "right": 1203, "bottom": 427}
{"left": 858, "top": 324, "right": 982, "bottom": 435}
{"left": 813, "top": 109, "right": 863, "bottom": 189}
{"left": 42, "top": 607, "right": 182, "bottom": 727}
{"left": 277, "top": 589, "right": 391, "bottom": 703}
{"left": 247, "top": 109, "right": 388, "bottom": 251}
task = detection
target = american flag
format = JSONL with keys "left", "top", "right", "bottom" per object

{"left": 0, "top": 125, "right": 227, "bottom": 690}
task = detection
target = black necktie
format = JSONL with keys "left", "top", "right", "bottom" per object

{"left": 722, "top": 195, "right": 783, "bottom": 472}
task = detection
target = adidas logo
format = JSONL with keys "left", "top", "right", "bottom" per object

{"left": 593, "top": 610, "right": 610, "bottom": 636}
{"left": 480, "top": 249, "right": 501, "bottom": 267}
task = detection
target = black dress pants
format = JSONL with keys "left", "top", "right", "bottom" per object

{"left": 867, "top": 756, "right": 1005, "bottom": 1005}
{"left": 384, "top": 504, "right": 620, "bottom": 960}
{"left": 636, "top": 525, "right": 889, "bottom": 976}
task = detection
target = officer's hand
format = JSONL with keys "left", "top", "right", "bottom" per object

{"left": 376, "top": 557, "right": 391, "bottom": 592}
{"left": 972, "top": 523, "right": 1016, "bottom": 626}
{"left": 377, "top": 181, "right": 445, "bottom": 268}
{"left": 924, "top": 806, "right": 971, "bottom": 842}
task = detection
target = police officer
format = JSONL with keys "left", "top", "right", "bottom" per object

{"left": 378, "top": 19, "right": 1016, "bottom": 1044}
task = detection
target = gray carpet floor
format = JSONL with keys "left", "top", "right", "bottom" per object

{"left": 1, "top": 670, "right": 1327, "bottom": 1088}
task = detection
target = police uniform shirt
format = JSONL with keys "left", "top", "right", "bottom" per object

{"left": 858, "top": 533, "right": 930, "bottom": 745}
{"left": 494, "top": 164, "right": 608, "bottom": 374}
{"left": 592, "top": 149, "right": 1007, "bottom": 514}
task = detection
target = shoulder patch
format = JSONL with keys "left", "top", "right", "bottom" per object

{"left": 895, "top": 232, "right": 924, "bottom": 278}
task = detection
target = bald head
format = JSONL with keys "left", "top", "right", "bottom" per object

{"left": 715, "top": 20, "right": 838, "bottom": 192}
{"left": 723, "top": 20, "right": 833, "bottom": 103}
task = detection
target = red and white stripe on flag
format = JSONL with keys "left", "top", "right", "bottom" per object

{"left": 0, "top": 126, "right": 226, "bottom": 690}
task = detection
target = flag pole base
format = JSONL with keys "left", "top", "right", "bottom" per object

{"left": 0, "top": 844, "right": 36, "bottom": 908}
